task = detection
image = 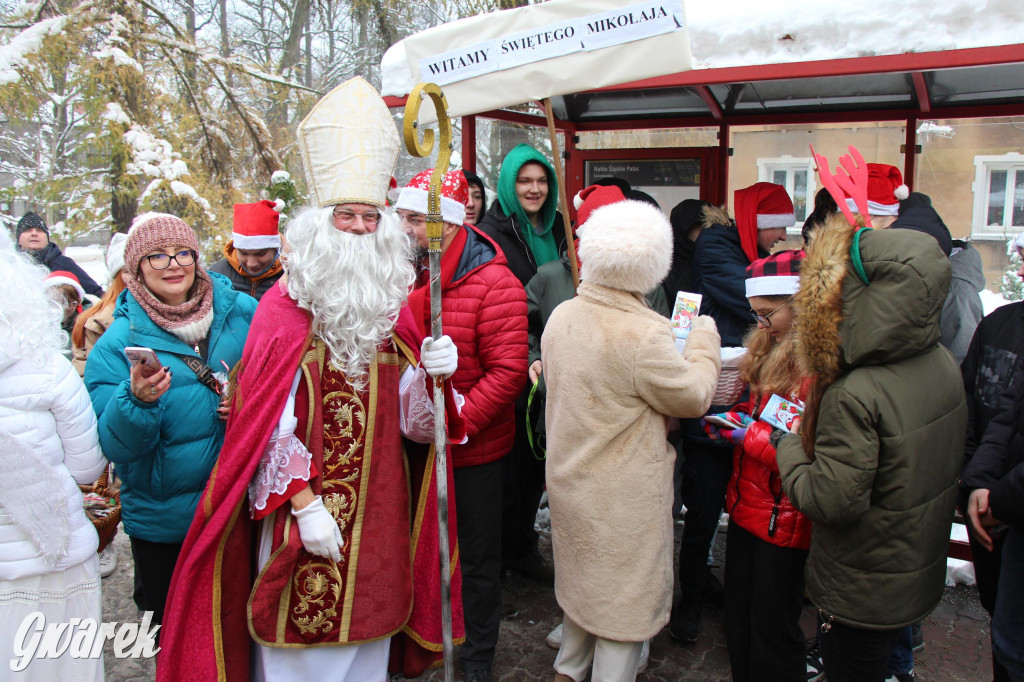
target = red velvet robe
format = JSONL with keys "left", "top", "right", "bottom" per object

{"left": 157, "top": 282, "right": 464, "bottom": 681}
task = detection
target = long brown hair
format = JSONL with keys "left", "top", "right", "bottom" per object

{"left": 71, "top": 271, "right": 125, "bottom": 349}
{"left": 739, "top": 295, "right": 804, "bottom": 403}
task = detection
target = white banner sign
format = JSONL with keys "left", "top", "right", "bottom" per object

{"left": 581, "top": 2, "right": 680, "bottom": 52}
{"left": 416, "top": 0, "right": 684, "bottom": 88}
{"left": 390, "top": 0, "right": 693, "bottom": 121}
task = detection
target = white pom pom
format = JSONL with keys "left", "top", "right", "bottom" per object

{"left": 573, "top": 191, "right": 585, "bottom": 210}
{"left": 894, "top": 184, "right": 909, "bottom": 201}
{"left": 273, "top": 198, "right": 286, "bottom": 212}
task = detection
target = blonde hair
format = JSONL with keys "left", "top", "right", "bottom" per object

{"left": 739, "top": 297, "right": 803, "bottom": 399}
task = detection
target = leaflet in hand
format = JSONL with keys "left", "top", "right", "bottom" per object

{"left": 705, "top": 413, "right": 745, "bottom": 430}
{"left": 759, "top": 394, "right": 804, "bottom": 432}
{"left": 671, "top": 291, "right": 702, "bottom": 340}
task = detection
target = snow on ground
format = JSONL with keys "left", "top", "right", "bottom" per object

{"left": 66, "top": 244, "right": 109, "bottom": 287}
{"left": 948, "top": 523, "right": 977, "bottom": 587}
{"left": 382, "top": 0, "right": 1023, "bottom": 97}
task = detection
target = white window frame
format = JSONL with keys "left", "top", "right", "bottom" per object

{"left": 972, "top": 152, "right": 1024, "bottom": 239}
{"left": 756, "top": 156, "right": 816, "bottom": 235}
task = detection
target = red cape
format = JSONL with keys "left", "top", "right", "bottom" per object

{"left": 157, "top": 282, "right": 463, "bottom": 681}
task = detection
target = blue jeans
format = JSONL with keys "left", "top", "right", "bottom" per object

{"left": 993, "top": 527, "right": 1024, "bottom": 680}
{"left": 886, "top": 625, "right": 914, "bottom": 675}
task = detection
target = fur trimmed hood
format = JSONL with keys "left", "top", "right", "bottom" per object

{"left": 702, "top": 205, "right": 731, "bottom": 229}
{"left": 794, "top": 215, "right": 952, "bottom": 384}
{"left": 578, "top": 200, "right": 672, "bottom": 293}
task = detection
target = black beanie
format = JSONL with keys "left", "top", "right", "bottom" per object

{"left": 16, "top": 212, "right": 48, "bottom": 240}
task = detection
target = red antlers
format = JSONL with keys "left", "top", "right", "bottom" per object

{"left": 810, "top": 144, "right": 871, "bottom": 226}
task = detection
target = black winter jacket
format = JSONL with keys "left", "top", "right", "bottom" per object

{"left": 24, "top": 242, "right": 104, "bottom": 296}
{"left": 476, "top": 201, "right": 566, "bottom": 287}
{"left": 207, "top": 258, "right": 283, "bottom": 301}
{"left": 961, "top": 301, "right": 1024, "bottom": 461}
{"left": 962, "top": 363, "right": 1024, "bottom": 528}
{"left": 692, "top": 218, "right": 767, "bottom": 347}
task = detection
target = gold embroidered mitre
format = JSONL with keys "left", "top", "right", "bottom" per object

{"left": 297, "top": 77, "right": 400, "bottom": 209}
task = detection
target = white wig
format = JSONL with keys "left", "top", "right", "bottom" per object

{"left": 0, "top": 228, "right": 66, "bottom": 366}
{"left": 283, "top": 207, "right": 413, "bottom": 390}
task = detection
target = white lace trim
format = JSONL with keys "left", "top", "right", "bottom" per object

{"left": 248, "top": 434, "right": 313, "bottom": 517}
{"left": 0, "top": 576, "right": 100, "bottom": 605}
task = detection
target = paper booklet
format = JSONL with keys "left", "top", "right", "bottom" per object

{"left": 671, "top": 291, "right": 702, "bottom": 340}
{"left": 759, "top": 394, "right": 804, "bottom": 432}
{"left": 705, "top": 413, "right": 745, "bottom": 430}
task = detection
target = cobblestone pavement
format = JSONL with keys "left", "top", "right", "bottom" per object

{"left": 101, "top": 522, "right": 994, "bottom": 681}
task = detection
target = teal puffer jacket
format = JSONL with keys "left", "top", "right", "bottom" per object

{"left": 85, "top": 273, "right": 257, "bottom": 543}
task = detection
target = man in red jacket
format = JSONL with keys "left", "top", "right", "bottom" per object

{"left": 397, "top": 169, "right": 528, "bottom": 682}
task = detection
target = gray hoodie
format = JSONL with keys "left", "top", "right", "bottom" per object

{"left": 940, "top": 241, "right": 985, "bottom": 364}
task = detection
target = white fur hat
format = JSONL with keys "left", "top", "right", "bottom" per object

{"left": 577, "top": 200, "right": 672, "bottom": 294}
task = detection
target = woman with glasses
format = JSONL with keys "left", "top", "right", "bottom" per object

{"left": 703, "top": 249, "right": 814, "bottom": 682}
{"left": 84, "top": 213, "right": 257, "bottom": 626}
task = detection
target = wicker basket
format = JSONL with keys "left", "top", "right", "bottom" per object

{"left": 80, "top": 468, "right": 121, "bottom": 552}
{"left": 713, "top": 347, "right": 748, "bottom": 406}
{"left": 712, "top": 366, "right": 745, "bottom": 406}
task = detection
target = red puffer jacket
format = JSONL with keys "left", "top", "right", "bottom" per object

{"left": 725, "top": 391, "right": 812, "bottom": 549}
{"left": 408, "top": 225, "right": 528, "bottom": 468}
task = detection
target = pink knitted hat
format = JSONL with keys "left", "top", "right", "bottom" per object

{"left": 123, "top": 213, "right": 213, "bottom": 343}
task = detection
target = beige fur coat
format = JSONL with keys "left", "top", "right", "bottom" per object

{"left": 542, "top": 281, "right": 721, "bottom": 641}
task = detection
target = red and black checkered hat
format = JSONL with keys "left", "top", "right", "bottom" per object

{"left": 745, "top": 249, "right": 805, "bottom": 298}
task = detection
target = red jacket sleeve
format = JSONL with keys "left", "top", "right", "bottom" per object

{"left": 743, "top": 420, "right": 779, "bottom": 473}
{"left": 459, "top": 271, "right": 527, "bottom": 438}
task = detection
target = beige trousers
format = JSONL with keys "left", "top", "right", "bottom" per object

{"left": 552, "top": 614, "right": 644, "bottom": 682}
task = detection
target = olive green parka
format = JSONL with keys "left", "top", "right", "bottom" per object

{"left": 776, "top": 217, "right": 967, "bottom": 630}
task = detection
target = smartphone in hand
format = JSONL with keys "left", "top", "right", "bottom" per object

{"left": 124, "top": 346, "right": 161, "bottom": 377}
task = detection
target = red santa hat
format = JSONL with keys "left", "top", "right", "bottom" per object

{"left": 231, "top": 199, "right": 283, "bottom": 250}
{"left": 395, "top": 169, "right": 468, "bottom": 225}
{"left": 573, "top": 184, "right": 627, "bottom": 229}
{"left": 387, "top": 177, "right": 400, "bottom": 206}
{"left": 44, "top": 270, "right": 86, "bottom": 302}
{"left": 734, "top": 182, "right": 796, "bottom": 262}
{"left": 846, "top": 163, "right": 909, "bottom": 217}
{"left": 745, "top": 249, "right": 805, "bottom": 298}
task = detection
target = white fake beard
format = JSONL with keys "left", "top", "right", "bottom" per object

{"left": 284, "top": 208, "right": 414, "bottom": 390}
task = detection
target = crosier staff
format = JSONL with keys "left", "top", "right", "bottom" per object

{"left": 403, "top": 82, "right": 456, "bottom": 682}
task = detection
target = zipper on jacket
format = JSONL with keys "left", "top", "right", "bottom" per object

{"left": 818, "top": 609, "right": 835, "bottom": 633}
{"left": 729, "top": 449, "right": 744, "bottom": 516}
{"left": 509, "top": 214, "right": 537, "bottom": 272}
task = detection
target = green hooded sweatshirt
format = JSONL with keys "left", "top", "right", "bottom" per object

{"left": 496, "top": 143, "right": 560, "bottom": 267}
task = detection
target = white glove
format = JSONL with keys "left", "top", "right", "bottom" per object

{"left": 291, "top": 496, "right": 343, "bottom": 562}
{"left": 421, "top": 335, "right": 458, "bottom": 378}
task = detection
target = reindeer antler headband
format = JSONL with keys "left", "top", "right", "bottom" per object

{"left": 810, "top": 144, "right": 873, "bottom": 285}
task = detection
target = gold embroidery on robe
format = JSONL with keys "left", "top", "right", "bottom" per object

{"left": 287, "top": 352, "right": 373, "bottom": 638}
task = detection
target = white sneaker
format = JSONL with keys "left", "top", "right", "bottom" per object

{"left": 546, "top": 623, "right": 562, "bottom": 649}
{"left": 638, "top": 639, "right": 650, "bottom": 674}
{"left": 98, "top": 545, "right": 117, "bottom": 578}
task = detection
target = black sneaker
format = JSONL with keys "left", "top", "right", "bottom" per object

{"left": 885, "top": 670, "right": 916, "bottom": 682}
{"left": 911, "top": 622, "right": 925, "bottom": 652}
{"left": 806, "top": 639, "right": 824, "bottom": 682}
{"left": 506, "top": 550, "right": 554, "bottom": 585}
{"left": 464, "top": 667, "right": 492, "bottom": 682}
{"left": 669, "top": 602, "right": 700, "bottom": 643}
